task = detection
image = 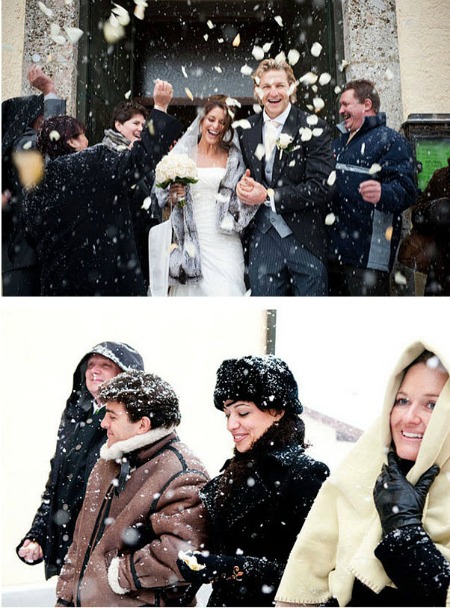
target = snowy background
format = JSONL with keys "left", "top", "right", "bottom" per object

{"left": 1, "top": 296, "right": 449, "bottom": 604}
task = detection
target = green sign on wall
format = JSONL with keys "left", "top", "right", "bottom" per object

{"left": 415, "top": 138, "right": 450, "bottom": 192}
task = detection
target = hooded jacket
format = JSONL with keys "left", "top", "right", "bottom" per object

{"left": 276, "top": 340, "right": 450, "bottom": 607}
{"left": 327, "top": 113, "right": 416, "bottom": 272}
{"left": 56, "top": 428, "right": 209, "bottom": 607}
{"left": 17, "top": 341, "right": 144, "bottom": 579}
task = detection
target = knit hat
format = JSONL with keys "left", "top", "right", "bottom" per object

{"left": 214, "top": 355, "right": 303, "bottom": 415}
{"left": 99, "top": 369, "right": 181, "bottom": 429}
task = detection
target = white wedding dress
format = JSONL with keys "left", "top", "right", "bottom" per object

{"left": 170, "top": 167, "right": 246, "bottom": 296}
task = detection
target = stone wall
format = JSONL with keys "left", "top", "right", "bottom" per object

{"left": 2, "top": 0, "right": 26, "bottom": 100}
{"left": 340, "top": 0, "right": 403, "bottom": 129}
{"left": 21, "top": 0, "right": 80, "bottom": 116}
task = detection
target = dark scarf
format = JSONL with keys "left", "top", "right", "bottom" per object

{"left": 215, "top": 414, "right": 304, "bottom": 510}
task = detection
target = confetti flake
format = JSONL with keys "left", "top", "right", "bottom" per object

{"left": 262, "top": 42, "right": 273, "bottom": 53}
{"left": 274, "top": 15, "right": 283, "bottom": 27}
{"left": 325, "top": 212, "right": 336, "bottom": 225}
{"left": 313, "top": 97, "right": 325, "bottom": 111}
{"left": 232, "top": 33, "right": 241, "bottom": 47}
{"left": 112, "top": 3, "right": 130, "bottom": 26}
{"left": 206, "top": 20, "right": 214, "bottom": 29}
{"left": 287, "top": 49, "right": 300, "bottom": 66}
{"left": 255, "top": 143, "right": 265, "bottom": 161}
{"left": 311, "top": 42, "right": 323, "bottom": 57}
{"left": 232, "top": 119, "right": 252, "bottom": 130}
{"left": 327, "top": 171, "right": 337, "bottom": 186}
{"left": 103, "top": 19, "right": 125, "bottom": 43}
{"left": 299, "top": 72, "right": 318, "bottom": 86}
{"left": 394, "top": 271, "right": 407, "bottom": 285}
{"left": 185, "top": 87, "right": 194, "bottom": 100}
{"left": 64, "top": 27, "right": 84, "bottom": 44}
{"left": 38, "top": 2, "right": 53, "bottom": 17}
{"left": 124, "top": 90, "right": 131, "bottom": 99}
{"left": 385, "top": 226, "right": 393, "bottom": 241}
{"left": 369, "top": 163, "right": 382, "bottom": 174}
{"left": 318, "top": 72, "right": 332, "bottom": 85}
{"left": 252, "top": 46, "right": 264, "bottom": 60}
{"left": 240, "top": 64, "right": 253, "bottom": 76}
{"left": 385, "top": 68, "right": 394, "bottom": 80}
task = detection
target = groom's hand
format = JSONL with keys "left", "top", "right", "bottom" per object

{"left": 237, "top": 170, "right": 266, "bottom": 206}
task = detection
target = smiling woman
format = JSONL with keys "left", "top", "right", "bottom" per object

{"left": 176, "top": 354, "right": 329, "bottom": 607}
{"left": 276, "top": 341, "right": 450, "bottom": 607}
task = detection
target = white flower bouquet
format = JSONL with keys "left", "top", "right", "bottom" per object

{"left": 155, "top": 152, "right": 198, "bottom": 207}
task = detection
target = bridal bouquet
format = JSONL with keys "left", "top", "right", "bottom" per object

{"left": 155, "top": 153, "right": 198, "bottom": 207}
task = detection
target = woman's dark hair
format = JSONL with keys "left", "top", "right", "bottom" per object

{"left": 110, "top": 100, "right": 148, "bottom": 130}
{"left": 200, "top": 94, "right": 235, "bottom": 149}
{"left": 404, "top": 350, "right": 447, "bottom": 375}
{"left": 37, "top": 115, "right": 86, "bottom": 159}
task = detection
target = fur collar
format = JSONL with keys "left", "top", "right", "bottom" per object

{"left": 100, "top": 425, "right": 176, "bottom": 461}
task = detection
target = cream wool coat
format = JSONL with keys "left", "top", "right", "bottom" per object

{"left": 275, "top": 340, "right": 450, "bottom": 607}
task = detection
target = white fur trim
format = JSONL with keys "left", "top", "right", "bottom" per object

{"left": 107, "top": 557, "right": 129, "bottom": 595}
{"left": 100, "top": 426, "right": 176, "bottom": 461}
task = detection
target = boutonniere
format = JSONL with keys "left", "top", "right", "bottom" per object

{"left": 276, "top": 134, "right": 295, "bottom": 158}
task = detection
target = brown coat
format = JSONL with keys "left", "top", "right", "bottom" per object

{"left": 56, "top": 430, "right": 209, "bottom": 607}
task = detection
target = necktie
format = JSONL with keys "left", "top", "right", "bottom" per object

{"left": 265, "top": 120, "right": 279, "bottom": 160}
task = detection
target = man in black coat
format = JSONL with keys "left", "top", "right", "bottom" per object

{"left": 23, "top": 80, "right": 182, "bottom": 296}
{"left": 16, "top": 341, "right": 145, "bottom": 579}
{"left": 236, "top": 58, "right": 335, "bottom": 296}
{"left": 2, "top": 65, "right": 66, "bottom": 295}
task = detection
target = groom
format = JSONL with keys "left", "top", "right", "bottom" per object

{"left": 236, "top": 58, "right": 335, "bottom": 296}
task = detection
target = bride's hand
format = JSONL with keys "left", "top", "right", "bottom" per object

{"left": 169, "top": 183, "right": 186, "bottom": 205}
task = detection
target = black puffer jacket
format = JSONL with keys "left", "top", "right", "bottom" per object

{"left": 200, "top": 416, "right": 329, "bottom": 607}
{"left": 17, "top": 341, "right": 144, "bottom": 579}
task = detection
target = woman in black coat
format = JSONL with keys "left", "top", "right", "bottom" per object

{"left": 23, "top": 80, "right": 181, "bottom": 296}
{"left": 177, "top": 355, "right": 329, "bottom": 607}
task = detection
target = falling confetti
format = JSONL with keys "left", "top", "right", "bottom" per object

{"left": 339, "top": 59, "right": 349, "bottom": 72}
{"left": 185, "top": 87, "right": 194, "bottom": 100}
{"left": 255, "top": 143, "right": 265, "bottom": 160}
{"left": 12, "top": 150, "right": 45, "bottom": 190}
{"left": 204, "top": 34, "right": 209, "bottom": 41}
{"left": 325, "top": 212, "right": 336, "bottom": 225}
{"left": 32, "top": 53, "right": 41, "bottom": 63}
{"left": 313, "top": 97, "right": 325, "bottom": 111}
{"left": 181, "top": 66, "right": 188, "bottom": 78}
{"left": 38, "top": 2, "right": 53, "bottom": 17}
{"left": 385, "top": 68, "right": 394, "bottom": 80}
{"left": 385, "top": 226, "right": 393, "bottom": 241}
{"left": 207, "top": 20, "right": 214, "bottom": 29}
{"left": 214, "top": 66, "right": 223, "bottom": 73}
{"left": 394, "top": 271, "right": 407, "bottom": 285}
{"left": 311, "top": 42, "right": 323, "bottom": 57}
{"left": 312, "top": 128, "right": 324, "bottom": 137}
{"left": 306, "top": 114, "right": 319, "bottom": 126}
{"left": 287, "top": 49, "right": 300, "bottom": 66}
{"left": 134, "top": 0, "right": 148, "bottom": 20}
{"left": 64, "top": 27, "right": 84, "bottom": 44}
{"left": 252, "top": 46, "right": 264, "bottom": 60}
{"left": 124, "top": 90, "right": 131, "bottom": 99}
{"left": 274, "top": 15, "right": 283, "bottom": 27}
{"left": 226, "top": 97, "right": 241, "bottom": 108}
{"left": 263, "top": 42, "right": 273, "bottom": 53}
{"left": 232, "top": 119, "right": 252, "bottom": 130}
{"left": 142, "top": 196, "right": 151, "bottom": 210}
{"left": 103, "top": 19, "right": 125, "bottom": 44}
{"left": 111, "top": 3, "right": 130, "bottom": 26}
{"left": 318, "top": 72, "right": 332, "bottom": 85}
{"left": 232, "top": 34, "right": 241, "bottom": 47}
{"left": 49, "top": 130, "right": 60, "bottom": 141}
{"left": 50, "top": 24, "right": 66, "bottom": 45}
{"left": 300, "top": 127, "right": 312, "bottom": 141}
{"left": 240, "top": 64, "right": 253, "bottom": 76}
{"left": 327, "top": 171, "right": 337, "bottom": 186}
{"left": 369, "top": 163, "right": 382, "bottom": 174}
{"left": 299, "top": 72, "right": 318, "bottom": 85}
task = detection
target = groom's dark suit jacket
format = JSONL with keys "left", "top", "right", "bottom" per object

{"left": 237, "top": 105, "right": 335, "bottom": 262}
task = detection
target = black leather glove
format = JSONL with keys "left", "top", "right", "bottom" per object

{"left": 373, "top": 451, "right": 439, "bottom": 535}
{"left": 177, "top": 551, "right": 245, "bottom": 584}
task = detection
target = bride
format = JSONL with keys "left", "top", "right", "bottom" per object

{"left": 158, "top": 95, "right": 256, "bottom": 296}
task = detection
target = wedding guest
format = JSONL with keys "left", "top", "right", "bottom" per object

{"left": 101, "top": 99, "right": 156, "bottom": 291}
{"left": 177, "top": 355, "right": 329, "bottom": 606}
{"left": 17, "top": 341, "right": 145, "bottom": 579}
{"left": 22, "top": 80, "right": 182, "bottom": 296}
{"left": 55, "top": 369, "right": 209, "bottom": 607}
{"left": 236, "top": 58, "right": 335, "bottom": 296}
{"left": 276, "top": 343, "right": 450, "bottom": 607}
{"left": 2, "top": 65, "right": 65, "bottom": 295}
{"left": 156, "top": 94, "right": 256, "bottom": 296}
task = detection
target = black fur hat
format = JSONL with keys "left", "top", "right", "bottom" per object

{"left": 214, "top": 355, "right": 303, "bottom": 414}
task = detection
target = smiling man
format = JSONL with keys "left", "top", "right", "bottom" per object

{"left": 17, "top": 341, "right": 144, "bottom": 580}
{"left": 236, "top": 58, "right": 335, "bottom": 296}
{"left": 327, "top": 79, "right": 416, "bottom": 296}
{"left": 56, "top": 369, "right": 209, "bottom": 608}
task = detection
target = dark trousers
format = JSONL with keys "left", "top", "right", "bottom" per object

{"left": 328, "top": 263, "right": 390, "bottom": 296}
{"left": 248, "top": 227, "right": 327, "bottom": 296}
